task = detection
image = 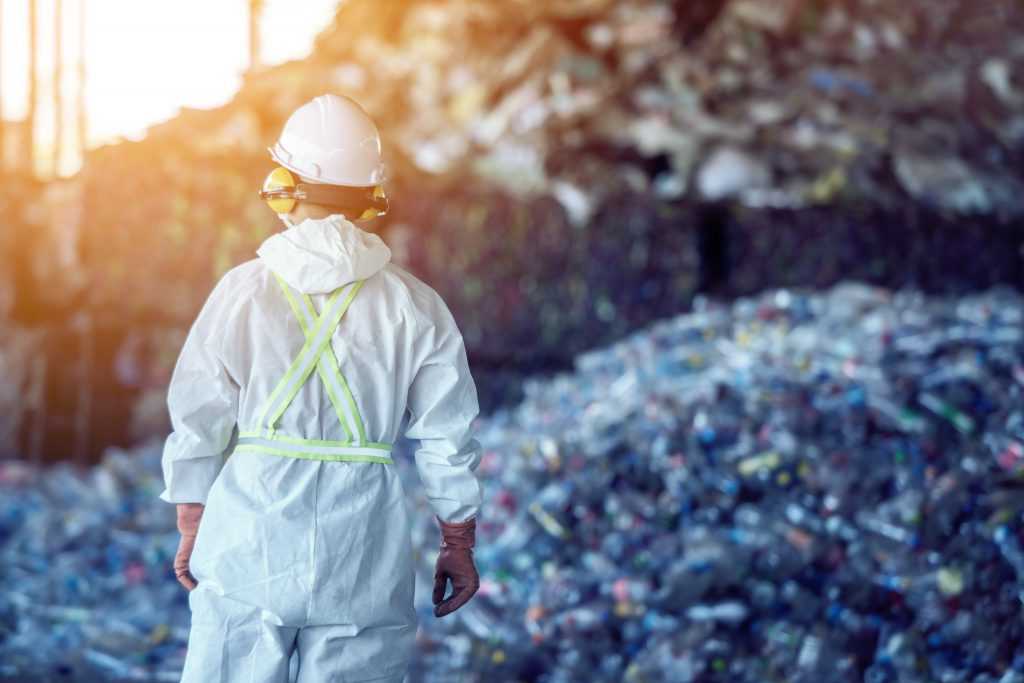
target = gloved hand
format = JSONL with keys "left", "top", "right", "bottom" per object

{"left": 174, "top": 503, "right": 205, "bottom": 591}
{"left": 432, "top": 516, "right": 479, "bottom": 618}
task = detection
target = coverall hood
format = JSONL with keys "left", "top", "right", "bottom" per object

{"left": 256, "top": 214, "right": 392, "bottom": 294}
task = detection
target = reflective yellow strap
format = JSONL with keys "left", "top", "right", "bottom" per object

{"left": 234, "top": 444, "right": 393, "bottom": 465}
{"left": 304, "top": 282, "right": 368, "bottom": 445}
{"left": 238, "top": 430, "right": 392, "bottom": 450}
{"left": 273, "top": 272, "right": 309, "bottom": 332}
{"left": 256, "top": 283, "right": 346, "bottom": 430}
{"left": 265, "top": 282, "right": 360, "bottom": 430}
{"left": 272, "top": 273, "right": 354, "bottom": 441}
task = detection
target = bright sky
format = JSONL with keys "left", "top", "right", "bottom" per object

{"left": 0, "top": 0, "right": 341, "bottom": 175}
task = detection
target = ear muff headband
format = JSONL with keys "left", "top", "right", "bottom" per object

{"left": 259, "top": 166, "right": 389, "bottom": 219}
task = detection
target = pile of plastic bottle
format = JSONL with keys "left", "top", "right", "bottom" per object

{"left": 0, "top": 442, "right": 188, "bottom": 682}
{"left": 410, "top": 283, "right": 1024, "bottom": 682}
{"left": 1, "top": 282, "right": 1023, "bottom": 682}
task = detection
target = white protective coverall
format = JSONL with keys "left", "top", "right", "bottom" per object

{"left": 159, "top": 214, "right": 484, "bottom": 682}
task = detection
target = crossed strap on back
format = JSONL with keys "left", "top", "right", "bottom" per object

{"left": 233, "top": 272, "right": 393, "bottom": 464}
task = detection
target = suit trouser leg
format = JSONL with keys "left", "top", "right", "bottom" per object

{"left": 294, "top": 621, "right": 416, "bottom": 683}
{"left": 180, "top": 585, "right": 298, "bottom": 683}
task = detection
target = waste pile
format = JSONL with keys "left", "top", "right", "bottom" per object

{"left": 408, "top": 281, "right": 1024, "bottom": 682}
{"left": 304, "top": 0, "right": 1024, "bottom": 216}
{"left": 63, "top": 0, "right": 1024, "bottom": 421}
{"left": 0, "top": 443, "right": 189, "bottom": 682}
{"left": 2, "top": 281, "right": 1022, "bottom": 682}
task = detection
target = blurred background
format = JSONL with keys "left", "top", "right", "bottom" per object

{"left": 0, "top": 0, "right": 1022, "bottom": 681}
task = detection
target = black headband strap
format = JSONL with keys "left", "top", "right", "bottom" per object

{"left": 294, "top": 183, "right": 387, "bottom": 211}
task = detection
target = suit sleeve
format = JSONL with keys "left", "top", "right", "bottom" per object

{"left": 404, "top": 293, "right": 484, "bottom": 523}
{"left": 158, "top": 275, "right": 242, "bottom": 504}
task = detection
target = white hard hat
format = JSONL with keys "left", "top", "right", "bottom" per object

{"left": 269, "top": 94, "right": 386, "bottom": 187}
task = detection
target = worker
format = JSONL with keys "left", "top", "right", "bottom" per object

{"left": 159, "top": 93, "right": 484, "bottom": 683}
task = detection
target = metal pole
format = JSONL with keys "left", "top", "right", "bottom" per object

{"left": 28, "top": 346, "right": 46, "bottom": 467}
{"left": 73, "top": 314, "right": 92, "bottom": 466}
{"left": 53, "top": 0, "right": 63, "bottom": 177}
{"left": 27, "top": 0, "right": 37, "bottom": 175}
{"left": 77, "top": 0, "right": 85, "bottom": 164}
{"left": 0, "top": 0, "right": 5, "bottom": 171}
{"left": 249, "top": 0, "right": 263, "bottom": 71}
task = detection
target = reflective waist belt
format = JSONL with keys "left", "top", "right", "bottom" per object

{"left": 234, "top": 432, "right": 393, "bottom": 464}
{"left": 233, "top": 272, "right": 393, "bottom": 465}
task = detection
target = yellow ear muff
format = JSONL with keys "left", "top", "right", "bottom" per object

{"left": 260, "top": 167, "right": 299, "bottom": 214}
{"left": 357, "top": 185, "right": 388, "bottom": 221}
